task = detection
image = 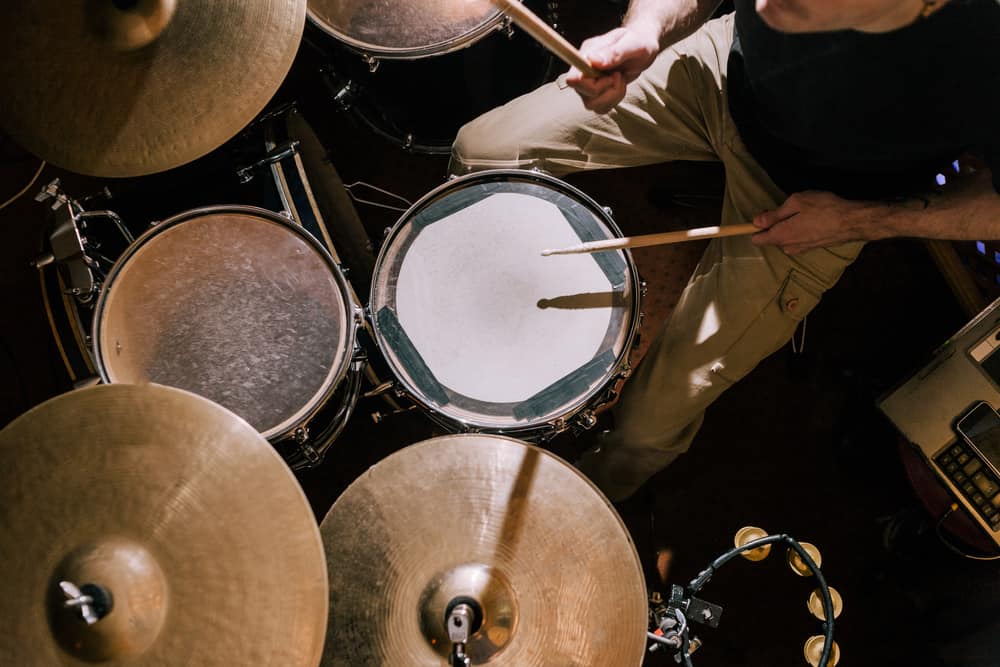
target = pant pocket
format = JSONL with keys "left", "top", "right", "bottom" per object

{"left": 712, "top": 269, "right": 823, "bottom": 384}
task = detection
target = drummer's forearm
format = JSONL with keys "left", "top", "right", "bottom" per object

{"left": 624, "top": 0, "right": 723, "bottom": 49}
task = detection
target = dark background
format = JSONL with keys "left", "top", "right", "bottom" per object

{"left": 1, "top": 1, "right": 999, "bottom": 665}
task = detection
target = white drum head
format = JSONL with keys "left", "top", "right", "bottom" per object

{"left": 372, "top": 172, "right": 636, "bottom": 431}
{"left": 95, "top": 208, "right": 354, "bottom": 439}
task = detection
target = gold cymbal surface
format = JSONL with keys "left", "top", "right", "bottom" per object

{"left": 0, "top": 384, "right": 327, "bottom": 666}
{"left": 320, "top": 434, "right": 647, "bottom": 667}
{"left": 0, "top": 0, "right": 306, "bottom": 177}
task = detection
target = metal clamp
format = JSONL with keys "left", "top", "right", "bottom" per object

{"left": 236, "top": 140, "right": 300, "bottom": 184}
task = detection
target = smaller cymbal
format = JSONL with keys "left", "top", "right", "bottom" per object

{"left": 320, "top": 434, "right": 648, "bottom": 667}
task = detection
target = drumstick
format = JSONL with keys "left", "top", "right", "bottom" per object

{"left": 487, "top": 0, "right": 601, "bottom": 78}
{"left": 541, "top": 224, "right": 759, "bottom": 256}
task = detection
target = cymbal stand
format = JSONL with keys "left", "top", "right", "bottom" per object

{"left": 59, "top": 580, "right": 113, "bottom": 625}
{"left": 32, "top": 179, "right": 132, "bottom": 304}
{"left": 446, "top": 601, "right": 478, "bottom": 667}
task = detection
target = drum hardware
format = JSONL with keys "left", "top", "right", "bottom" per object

{"left": 446, "top": 601, "right": 480, "bottom": 667}
{"left": 501, "top": 16, "right": 516, "bottom": 39}
{"left": 0, "top": 384, "right": 328, "bottom": 666}
{"left": 319, "top": 434, "right": 648, "bottom": 666}
{"left": 369, "top": 403, "right": 421, "bottom": 424}
{"left": 236, "top": 140, "right": 301, "bottom": 184}
{"left": 575, "top": 409, "right": 598, "bottom": 429}
{"left": 32, "top": 180, "right": 133, "bottom": 304}
{"left": 59, "top": 580, "right": 114, "bottom": 626}
{"left": 345, "top": 181, "right": 413, "bottom": 213}
{"left": 646, "top": 530, "right": 841, "bottom": 667}
{"left": 316, "top": 66, "right": 360, "bottom": 113}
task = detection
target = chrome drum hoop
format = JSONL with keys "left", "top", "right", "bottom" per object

{"left": 93, "top": 205, "right": 362, "bottom": 459}
{"left": 369, "top": 169, "right": 642, "bottom": 438}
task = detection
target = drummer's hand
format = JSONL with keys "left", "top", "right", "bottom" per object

{"left": 565, "top": 25, "right": 661, "bottom": 114}
{"left": 751, "top": 191, "right": 878, "bottom": 255}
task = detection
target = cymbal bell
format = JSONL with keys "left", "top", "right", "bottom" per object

{"left": 319, "top": 434, "right": 648, "bottom": 667}
{"left": 0, "top": 384, "right": 328, "bottom": 666}
{"left": 0, "top": 0, "right": 306, "bottom": 177}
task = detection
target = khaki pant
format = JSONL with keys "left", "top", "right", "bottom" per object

{"left": 450, "top": 14, "right": 864, "bottom": 501}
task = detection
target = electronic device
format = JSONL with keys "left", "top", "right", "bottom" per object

{"left": 879, "top": 297, "right": 1000, "bottom": 547}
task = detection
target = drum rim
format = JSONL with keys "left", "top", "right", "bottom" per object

{"left": 306, "top": 5, "right": 506, "bottom": 60}
{"left": 92, "top": 204, "right": 360, "bottom": 442}
{"left": 369, "top": 169, "right": 642, "bottom": 433}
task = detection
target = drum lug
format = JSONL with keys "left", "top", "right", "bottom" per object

{"left": 639, "top": 280, "right": 648, "bottom": 298}
{"left": 574, "top": 410, "right": 598, "bottom": 431}
{"left": 300, "top": 442, "right": 321, "bottom": 466}
{"left": 363, "top": 54, "right": 380, "bottom": 73}
{"left": 500, "top": 16, "right": 515, "bottom": 39}
{"left": 294, "top": 427, "right": 322, "bottom": 465}
{"left": 603, "top": 206, "right": 615, "bottom": 220}
{"left": 331, "top": 80, "right": 357, "bottom": 111}
{"left": 403, "top": 134, "right": 414, "bottom": 151}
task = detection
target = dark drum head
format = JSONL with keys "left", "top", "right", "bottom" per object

{"left": 95, "top": 209, "right": 353, "bottom": 439}
{"left": 307, "top": 0, "right": 501, "bottom": 55}
{"left": 312, "top": 0, "right": 560, "bottom": 154}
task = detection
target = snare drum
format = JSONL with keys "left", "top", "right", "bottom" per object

{"left": 92, "top": 206, "right": 364, "bottom": 470}
{"left": 369, "top": 170, "right": 641, "bottom": 438}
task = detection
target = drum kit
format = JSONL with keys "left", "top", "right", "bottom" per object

{"left": 0, "top": 2, "right": 840, "bottom": 665}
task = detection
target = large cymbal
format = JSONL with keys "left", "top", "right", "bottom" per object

{"left": 320, "top": 434, "right": 647, "bottom": 666}
{"left": 0, "top": 384, "right": 327, "bottom": 666}
{"left": 0, "top": 1, "right": 306, "bottom": 177}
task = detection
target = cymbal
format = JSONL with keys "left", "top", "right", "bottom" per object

{"left": 319, "top": 434, "right": 647, "bottom": 666}
{"left": 0, "top": 384, "right": 327, "bottom": 666}
{"left": 0, "top": 1, "right": 306, "bottom": 177}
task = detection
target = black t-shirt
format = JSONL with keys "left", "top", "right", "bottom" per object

{"left": 727, "top": 0, "right": 1000, "bottom": 200}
